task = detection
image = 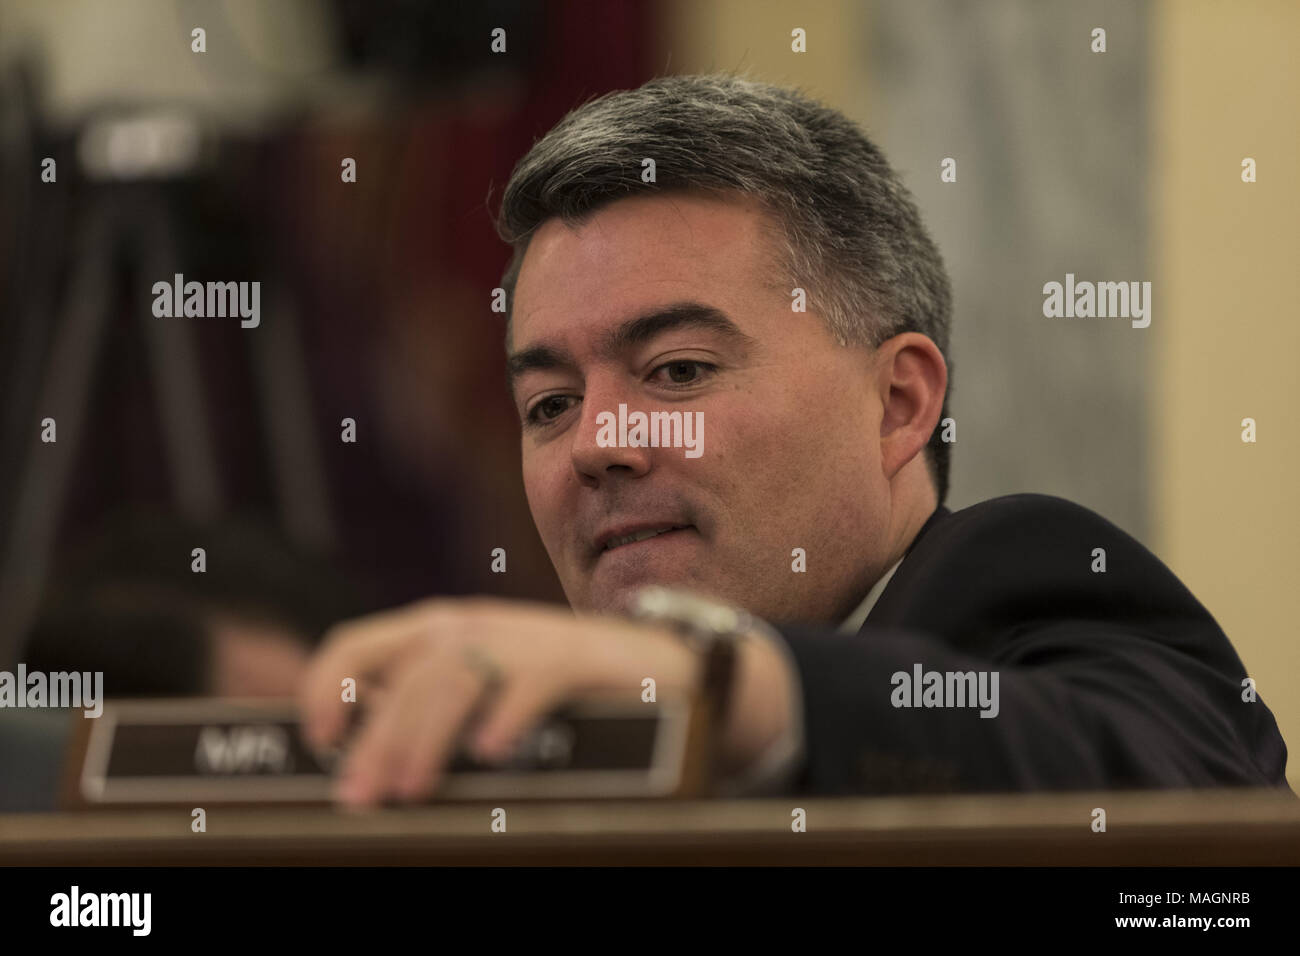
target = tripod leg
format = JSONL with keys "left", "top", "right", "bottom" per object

{"left": 136, "top": 194, "right": 223, "bottom": 524}
{"left": 248, "top": 289, "right": 338, "bottom": 553}
{"left": 0, "top": 199, "right": 116, "bottom": 666}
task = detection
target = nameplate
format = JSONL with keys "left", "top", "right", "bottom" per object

{"left": 65, "top": 696, "right": 703, "bottom": 806}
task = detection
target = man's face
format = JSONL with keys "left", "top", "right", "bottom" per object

{"left": 508, "top": 193, "right": 894, "bottom": 625}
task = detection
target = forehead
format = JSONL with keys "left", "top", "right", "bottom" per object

{"left": 512, "top": 192, "right": 784, "bottom": 344}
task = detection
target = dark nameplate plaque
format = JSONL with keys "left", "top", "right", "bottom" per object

{"left": 64, "top": 696, "right": 705, "bottom": 807}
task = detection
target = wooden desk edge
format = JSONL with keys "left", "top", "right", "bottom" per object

{"left": 2, "top": 789, "right": 1297, "bottom": 865}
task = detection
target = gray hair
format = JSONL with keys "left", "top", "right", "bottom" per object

{"left": 493, "top": 73, "right": 954, "bottom": 504}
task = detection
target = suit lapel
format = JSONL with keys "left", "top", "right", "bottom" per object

{"left": 858, "top": 505, "right": 951, "bottom": 630}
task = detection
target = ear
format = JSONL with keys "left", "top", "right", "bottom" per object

{"left": 875, "top": 332, "right": 948, "bottom": 481}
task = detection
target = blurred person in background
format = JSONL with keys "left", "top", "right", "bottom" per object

{"left": 22, "top": 508, "right": 368, "bottom": 698}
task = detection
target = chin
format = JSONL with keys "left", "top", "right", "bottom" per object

{"left": 575, "top": 581, "right": 651, "bottom": 615}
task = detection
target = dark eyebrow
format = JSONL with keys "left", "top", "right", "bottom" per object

{"left": 598, "top": 302, "right": 755, "bottom": 357}
{"left": 506, "top": 343, "right": 575, "bottom": 391}
{"left": 506, "top": 302, "right": 754, "bottom": 392}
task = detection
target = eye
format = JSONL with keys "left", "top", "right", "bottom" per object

{"left": 651, "top": 359, "right": 717, "bottom": 386}
{"left": 525, "top": 394, "right": 578, "bottom": 426}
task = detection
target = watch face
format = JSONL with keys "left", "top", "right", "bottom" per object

{"left": 630, "top": 586, "right": 744, "bottom": 637}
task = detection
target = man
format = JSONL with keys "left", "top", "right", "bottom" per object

{"left": 299, "top": 74, "right": 1289, "bottom": 805}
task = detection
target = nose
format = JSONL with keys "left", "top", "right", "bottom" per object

{"left": 570, "top": 379, "right": 653, "bottom": 484}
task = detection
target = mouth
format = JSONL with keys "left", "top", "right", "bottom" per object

{"left": 596, "top": 524, "right": 694, "bottom": 555}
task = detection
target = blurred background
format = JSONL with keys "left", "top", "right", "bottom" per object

{"left": 0, "top": 0, "right": 1295, "bottom": 797}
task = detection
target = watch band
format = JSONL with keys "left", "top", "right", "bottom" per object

{"left": 628, "top": 587, "right": 753, "bottom": 784}
{"left": 693, "top": 624, "right": 738, "bottom": 743}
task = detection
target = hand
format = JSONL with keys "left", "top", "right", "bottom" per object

{"left": 297, "top": 597, "right": 794, "bottom": 807}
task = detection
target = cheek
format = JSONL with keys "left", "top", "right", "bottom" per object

{"left": 522, "top": 445, "right": 567, "bottom": 536}
{"left": 691, "top": 403, "right": 806, "bottom": 535}
{"left": 521, "top": 456, "right": 546, "bottom": 522}
{"left": 708, "top": 383, "right": 875, "bottom": 515}
{"left": 712, "top": 386, "right": 830, "bottom": 474}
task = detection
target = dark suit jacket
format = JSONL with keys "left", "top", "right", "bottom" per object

{"left": 777, "top": 494, "right": 1291, "bottom": 794}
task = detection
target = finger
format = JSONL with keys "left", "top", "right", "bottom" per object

{"left": 299, "top": 653, "right": 397, "bottom": 753}
{"left": 302, "top": 681, "right": 387, "bottom": 771}
{"left": 334, "top": 679, "right": 413, "bottom": 807}
{"left": 392, "top": 659, "right": 496, "bottom": 802}
{"left": 470, "top": 675, "right": 568, "bottom": 764}
{"left": 299, "top": 600, "right": 449, "bottom": 750}
{"left": 336, "top": 646, "right": 487, "bottom": 806}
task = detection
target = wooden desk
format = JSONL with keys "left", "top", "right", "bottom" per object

{"left": 2, "top": 788, "right": 1297, "bottom": 865}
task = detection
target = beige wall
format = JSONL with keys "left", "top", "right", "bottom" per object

{"left": 1153, "top": 0, "right": 1300, "bottom": 789}
{"left": 661, "top": 0, "right": 870, "bottom": 126}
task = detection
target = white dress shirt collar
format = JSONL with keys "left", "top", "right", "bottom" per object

{"left": 837, "top": 556, "right": 904, "bottom": 634}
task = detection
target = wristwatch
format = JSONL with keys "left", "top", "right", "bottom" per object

{"left": 628, "top": 586, "right": 763, "bottom": 781}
